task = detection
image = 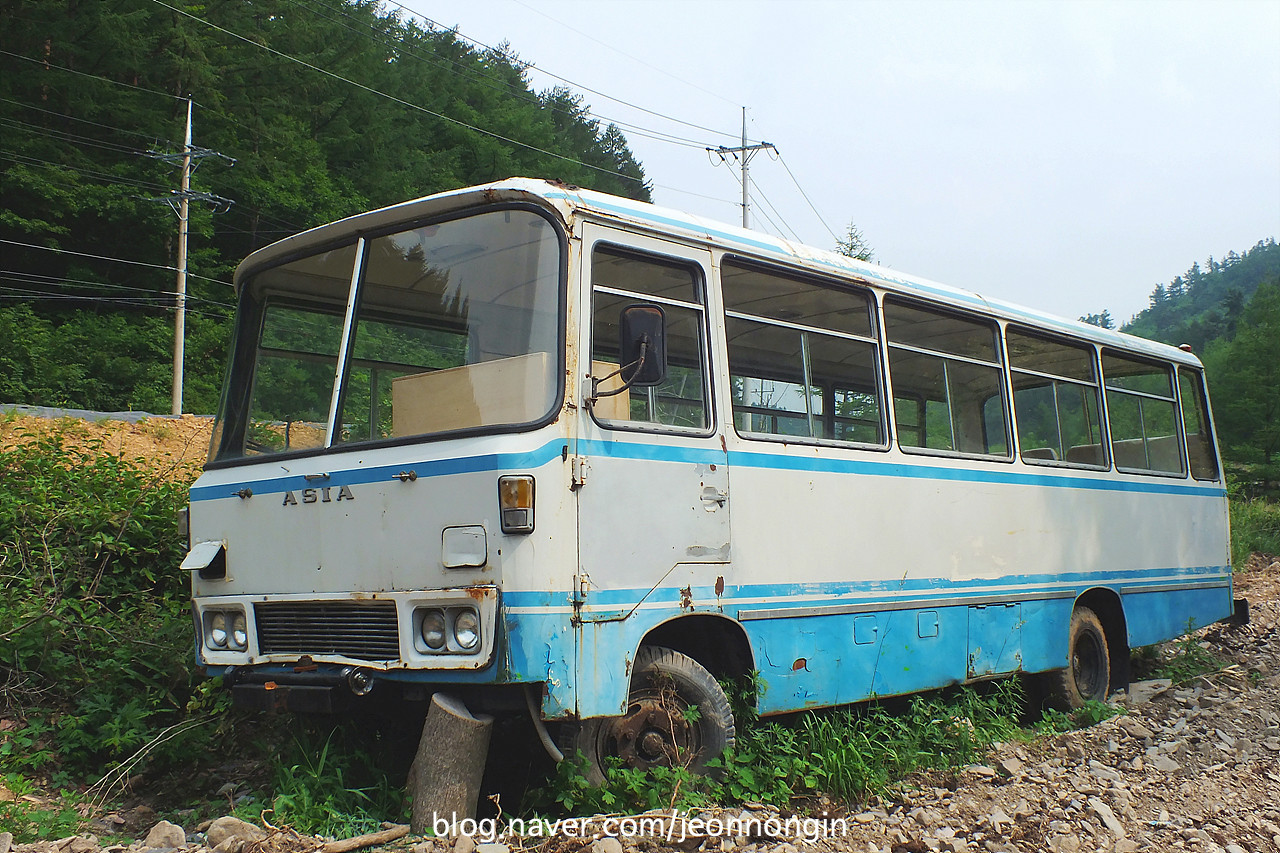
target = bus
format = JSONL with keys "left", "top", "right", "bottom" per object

{"left": 184, "top": 178, "right": 1237, "bottom": 780}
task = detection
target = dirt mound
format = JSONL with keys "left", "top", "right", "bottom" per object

{"left": 0, "top": 412, "right": 214, "bottom": 483}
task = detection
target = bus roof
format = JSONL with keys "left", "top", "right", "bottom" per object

{"left": 233, "top": 177, "right": 1202, "bottom": 367}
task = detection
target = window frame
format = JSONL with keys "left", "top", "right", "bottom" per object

{"left": 586, "top": 239, "right": 717, "bottom": 437}
{"left": 720, "top": 256, "right": 888, "bottom": 451}
{"left": 1100, "top": 349, "right": 1187, "bottom": 477}
{"left": 883, "top": 296, "right": 1013, "bottom": 462}
{"left": 207, "top": 202, "right": 568, "bottom": 467}
{"left": 1005, "top": 326, "right": 1108, "bottom": 470}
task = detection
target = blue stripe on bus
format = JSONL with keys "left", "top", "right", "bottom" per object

{"left": 190, "top": 437, "right": 1227, "bottom": 501}
{"left": 500, "top": 564, "right": 1230, "bottom": 611}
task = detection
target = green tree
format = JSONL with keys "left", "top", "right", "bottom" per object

{"left": 1079, "top": 311, "right": 1115, "bottom": 330}
{"left": 835, "top": 221, "right": 875, "bottom": 262}
{"left": 1202, "top": 280, "right": 1280, "bottom": 489}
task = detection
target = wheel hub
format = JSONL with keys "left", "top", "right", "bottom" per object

{"left": 606, "top": 697, "right": 694, "bottom": 769}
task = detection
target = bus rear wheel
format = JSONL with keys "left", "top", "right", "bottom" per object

{"left": 1049, "top": 606, "right": 1111, "bottom": 709}
{"left": 563, "top": 645, "right": 735, "bottom": 785}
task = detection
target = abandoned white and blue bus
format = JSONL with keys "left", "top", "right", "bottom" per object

{"left": 184, "top": 178, "right": 1238, "bottom": 777}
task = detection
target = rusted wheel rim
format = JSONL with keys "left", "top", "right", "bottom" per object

{"left": 597, "top": 691, "right": 698, "bottom": 770}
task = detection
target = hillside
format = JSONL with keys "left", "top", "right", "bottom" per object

{"left": 1121, "top": 238, "right": 1280, "bottom": 352}
{"left": 0, "top": 0, "right": 649, "bottom": 416}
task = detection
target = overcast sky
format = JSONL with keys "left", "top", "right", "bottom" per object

{"left": 402, "top": 0, "right": 1280, "bottom": 325}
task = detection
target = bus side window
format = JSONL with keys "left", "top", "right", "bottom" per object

{"left": 1178, "top": 367, "right": 1220, "bottom": 481}
{"left": 721, "top": 260, "right": 884, "bottom": 446}
{"left": 1007, "top": 328, "right": 1106, "bottom": 468}
{"left": 884, "top": 299, "right": 1010, "bottom": 458}
{"left": 590, "top": 246, "right": 709, "bottom": 430}
{"left": 1102, "top": 351, "right": 1185, "bottom": 476}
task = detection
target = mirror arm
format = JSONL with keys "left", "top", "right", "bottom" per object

{"left": 590, "top": 340, "right": 648, "bottom": 401}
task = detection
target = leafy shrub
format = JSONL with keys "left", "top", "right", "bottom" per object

{"left": 0, "top": 428, "right": 219, "bottom": 776}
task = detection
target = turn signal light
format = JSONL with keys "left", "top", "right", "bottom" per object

{"left": 498, "top": 475, "right": 535, "bottom": 533}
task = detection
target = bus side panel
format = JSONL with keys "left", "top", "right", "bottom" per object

{"left": 1123, "top": 584, "right": 1234, "bottom": 649}
{"left": 1019, "top": 598, "right": 1075, "bottom": 672}
{"left": 503, "top": 606, "right": 579, "bottom": 718}
{"left": 744, "top": 608, "right": 970, "bottom": 714}
{"left": 574, "top": 612, "right": 650, "bottom": 719}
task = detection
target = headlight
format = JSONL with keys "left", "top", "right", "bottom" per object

{"left": 210, "top": 612, "right": 229, "bottom": 648}
{"left": 420, "top": 609, "right": 446, "bottom": 650}
{"left": 453, "top": 609, "right": 480, "bottom": 650}
{"left": 231, "top": 613, "right": 248, "bottom": 650}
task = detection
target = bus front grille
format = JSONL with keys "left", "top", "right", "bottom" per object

{"left": 255, "top": 601, "right": 400, "bottom": 661}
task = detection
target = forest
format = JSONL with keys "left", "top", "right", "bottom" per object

{"left": 0, "top": 0, "right": 648, "bottom": 414}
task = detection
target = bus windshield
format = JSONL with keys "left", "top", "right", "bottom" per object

{"left": 210, "top": 207, "right": 563, "bottom": 462}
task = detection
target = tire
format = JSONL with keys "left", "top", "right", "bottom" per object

{"left": 1047, "top": 606, "right": 1111, "bottom": 709}
{"left": 562, "top": 645, "right": 735, "bottom": 785}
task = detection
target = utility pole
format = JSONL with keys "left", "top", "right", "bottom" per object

{"left": 709, "top": 108, "right": 776, "bottom": 229}
{"left": 146, "top": 98, "right": 233, "bottom": 415}
{"left": 173, "top": 98, "right": 192, "bottom": 417}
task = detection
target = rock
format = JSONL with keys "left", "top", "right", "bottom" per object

{"left": 455, "top": 835, "right": 476, "bottom": 853}
{"left": 0, "top": 832, "right": 11, "bottom": 853}
{"left": 1127, "top": 680, "right": 1173, "bottom": 705}
{"left": 1087, "top": 797, "right": 1125, "bottom": 838}
{"left": 997, "top": 757, "right": 1023, "bottom": 777}
{"left": 206, "top": 817, "right": 266, "bottom": 849}
{"left": 590, "top": 839, "right": 623, "bottom": 853}
{"left": 1149, "top": 754, "right": 1182, "bottom": 772}
{"left": 475, "top": 845, "right": 508, "bottom": 853}
{"left": 144, "top": 821, "right": 187, "bottom": 849}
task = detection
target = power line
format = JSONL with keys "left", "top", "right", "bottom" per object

{"left": 387, "top": 1, "right": 741, "bottom": 143}
{"left": 777, "top": 153, "right": 840, "bottom": 244}
{"left": 0, "top": 149, "right": 173, "bottom": 192}
{"left": 0, "top": 117, "right": 149, "bottom": 156}
{"left": 290, "top": 0, "right": 722, "bottom": 152}
{"left": 0, "top": 269, "right": 234, "bottom": 308}
{"left": 0, "top": 97, "right": 167, "bottom": 143}
{"left": 151, "top": 0, "right": 646, "bottom": 189}
{"left": 0, "top": 49, "right": 185, "bottom": 103}
{"left": 509, "top": 0, "right": 742, "bottom": 110}
{"left": 0, "top": 239, "right": 234, "bottom": 288}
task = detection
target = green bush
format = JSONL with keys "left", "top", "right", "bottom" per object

{"left": 0, "top": 428, "right": 219, "bottom": 778}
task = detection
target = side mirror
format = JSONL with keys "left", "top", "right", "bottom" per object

{"left": 619, "top": 304, "right": 666, "bottom": 386}
{"left": 591, "top": 304, "right": 667, "bottom": 404}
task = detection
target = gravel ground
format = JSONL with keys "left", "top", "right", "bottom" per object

{"left": 4, "top": 558, "right": 1276, "bottom": 853}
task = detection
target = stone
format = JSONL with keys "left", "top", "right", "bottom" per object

{"left": 475, "top": 845, "right": 508, "bottom": 853}
{"left": 144, "top": 821, "right": 187, "bottom": 849}
{"left": 1149, "top": 754, "right": 1182, "bottom": 772}
{"left": 590, "top": 839, "right": 623, "bottom": 853}
{"left": 0, "top": 832, "right": 11, "bottom": 853}
{"left": 206, "top": 817, "right": 265, "bottom": 849}
{"left": 1127, "top": 680, "right": 1174, "bottom": 705}
{"left": 1088, "top": 797, "right": 1125, "bottom": 838}
{"left": 455, "top": 836, "right": 476, "bottom": 853}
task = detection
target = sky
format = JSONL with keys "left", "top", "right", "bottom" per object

{"left": 400, "top": 0, "right": 1280, "bottom": 326}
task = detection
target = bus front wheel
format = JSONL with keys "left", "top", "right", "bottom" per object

{"left": 563, "top": 645, "right": 735, "bottom": 785}
{"left": 1049, "top": 606, "right": 1111, "bottom": 709}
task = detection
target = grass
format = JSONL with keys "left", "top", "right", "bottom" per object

{"left": 528, "top": 678, "right": 1030, "bottom": 817}
{"left": 0, "top": 774, "right": 87, "bottom": 843}
{"left": 1230, "top": 495, "right": 1280, "bottom": 568}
